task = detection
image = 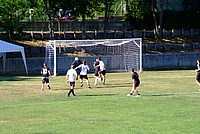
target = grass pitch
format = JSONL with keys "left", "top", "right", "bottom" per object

{"left": 0, "top": 70, "right": 200, "bottom": 134}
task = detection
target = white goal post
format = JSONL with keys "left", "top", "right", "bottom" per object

{"left": 45, "top": 38, "right": 142, "bottom": 76}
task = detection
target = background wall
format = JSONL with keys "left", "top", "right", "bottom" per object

{"left": 1, "top": 52, "right": 200, "bottom": 75}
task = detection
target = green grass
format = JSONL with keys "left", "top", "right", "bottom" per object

{"left": 0, "top": 70, "right": 200, "bottom": 134}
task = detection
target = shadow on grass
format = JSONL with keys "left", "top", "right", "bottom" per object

{"left": 0, "top": 76, "right": 35, "bottom": 81}
{"left": 93, "top": 83, "right": 132, "bottom": 89}
{"left": 79, "top": 94, "right": 117, "bottom": 97}
{"left": 144, "top": 93, "right": 175, "bottom": 97}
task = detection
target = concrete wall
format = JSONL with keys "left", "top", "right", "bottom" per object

{"left": 1, "top": 52, "right": 200, "bottom": 75}
{"left": 143, "top": 52, "right": 200, "bottom": 69}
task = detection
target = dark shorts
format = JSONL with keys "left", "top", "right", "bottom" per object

{"left": 196, "top": 72, "right": 200, "bottom": 81}
{"left": 42, "top": 77, "right": 49, "bottom": 84}
{"left": 134, "top": 81, "right": 140, "bottom": 87}
{"left": 99, "top": 70, "right": 106, "bottom": 75}
{"left": 80, "top": 75, "right": 88, "bottom": 79}
{"left": 94, "top": 69, "right": 99, "bottom": 76}
{"left": 70, "top": 82, "right": 75, "bottom": 86}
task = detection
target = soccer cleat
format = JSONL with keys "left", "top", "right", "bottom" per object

{"left": 48, "top": 85, "right": 51, "bottom": 90}
{"left": 127, "top": 94, "right": 132, "bottom": 97}
{"left": 88, "top": 86, "right": 91, "bottom": 89}
{"left": 80, "top": 83, "right": 83, "bottom": 87}
{"left": 41, "top": 88, "right": 44, "bottom": 91}
{"left": 135, "top": 94, "right": 141, "bottom": 97}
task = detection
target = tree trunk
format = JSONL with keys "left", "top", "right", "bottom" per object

{"left": 45, "top": 0, "right": 53, "bottom": 40}
{"left": 104, "top": 0, "right": 109, "bottom": 38}
{"left": 158, "top": 0, "right": 164, "bottom": 41}
{"left": 151, "top": 0, "right": 158, "bottom": 38}
{"left": 81, "top": 0, "right": 86, "bottom": 39}
{"left": 82, "top": 14, "right": 86, "bottom": 39}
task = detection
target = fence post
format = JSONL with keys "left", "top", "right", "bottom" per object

{"left": 63, "top": 30, "right": 66, "bottom": 39}
{"left": 191, "top": 28, "right": 193, "bottom": 37}
{"left": 143, "top": 29, "right": 146, "bottom": 38}
{"left": 41, "top": 30, "right": 44, "bottom": 40}
{"left": 181, "top": 29, "right": 184, "bottom": 36}
{"left": 172, "top": 29, "right": 174, "bottom": 37}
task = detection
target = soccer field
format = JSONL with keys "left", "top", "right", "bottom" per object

{"left": 0, "top": 70, "right": 200, "bottom": 134}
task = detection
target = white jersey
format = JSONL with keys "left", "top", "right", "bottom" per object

{"left": 77, "top": 64, "right": 90, "bottom": 75}
{"left": 66, "top": 69, "right": 77, "bottom": 82}
{"left": 99, "top": 61, "right": 105, "bottom": 71}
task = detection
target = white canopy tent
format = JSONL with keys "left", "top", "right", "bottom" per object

{"left": 0, "top": 40, "right": 28, "bottom": 75}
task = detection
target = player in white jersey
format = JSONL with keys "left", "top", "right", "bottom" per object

{"left": 66, "top": 65, "right": 78, "bottom": 96}
{"left": 97, "top": 57, "right": 106, "bottom": 85}
{"left": 76, "top": 60, "right": 91, "bottom": 89}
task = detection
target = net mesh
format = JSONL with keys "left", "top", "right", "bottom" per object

{"left": 45, "top": 38, "right": 142, "bottom": 75}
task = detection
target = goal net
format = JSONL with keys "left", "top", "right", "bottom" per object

{"left": 45, "top": 38, "right": 142, "bottom": 76}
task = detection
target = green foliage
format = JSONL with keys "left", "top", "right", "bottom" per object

{"left": 0, "top": 0, "right": 29, "bottom": 39}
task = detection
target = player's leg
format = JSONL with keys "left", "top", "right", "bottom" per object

{"left": 80, "top": 75, "right": 84, "bottom": 87}
{"left": 46, "top": 78, "right": 51, "bottom": 89}
{"left": 67, "top": 82, "right": 76, "bottom": 96}
{"left": 85, "top": 76, "right": 91, "bottom": 88}
{"left": 127, "top": 82, "right": 140, "bottom": 97}
{"left": 196, "top": 73, "right": 200, "bottom": 91}
{"left": 94, "top": 71, "right": 101, "bottom": 85}
{"left": 41, "top": 78, "right": 45, "bottom": 90}
{"left": 102, "top": 71, "right": 106, "bottom": 85}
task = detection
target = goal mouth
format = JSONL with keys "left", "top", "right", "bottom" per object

{"left": 45, "top": 38, "right": 142, "bottom": 76}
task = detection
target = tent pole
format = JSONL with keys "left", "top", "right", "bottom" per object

{"left": 3, "top": 53, "right": 6, "bottom": 73}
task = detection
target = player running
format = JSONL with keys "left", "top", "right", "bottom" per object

{"left": 41, "top": 63, "right": 51, "bottom": 90}
{"left": 127, "top": 67, "right": 141, "bottom": 97}
{"left": 75, "top": 60, "right": 91, "bottom": 89}
{"left": 66, "top": 65, "right": 78, "bottom": 97}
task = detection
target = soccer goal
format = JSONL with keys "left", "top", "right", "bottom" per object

{"left": 45, "top": 38, "right": 142, "bottom": 76}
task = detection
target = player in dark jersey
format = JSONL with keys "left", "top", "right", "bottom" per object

{"left": 41, "top": 63, "right": 51, "bottom": 90}
{"left": 93, "top": 58, "right": 101, "bottom": 85}
{"left": 195, "top": 59, "right": 200, "bottom": 91}
{"left": 71, "top": 57, "right": 82, "bottom": 75}
{"left": 127, "top": 67, "right": 141, "bottom": 97}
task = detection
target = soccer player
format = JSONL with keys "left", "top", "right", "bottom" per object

{"left": 71, "top": 57, "right": 82, "bottom": 75}
{"left": 66, "top": 65, "right": 78, "bottom": 96}
{"left": 98, "top": 57, "right": 106, "bottom": 85}
{"left": 93, "top": 58, "right": 101, "bottom": 85}
{"left": 41, "top": 63, "right": 51, "bottom": 90}
{"left": 75, "top": 60, "right": 91, "bottom": 89}
{"left": 127, "top": 67, "right": 141, "bottom": 97}
{"left": 195, "top": 59, "right": 200, "bottom": 91}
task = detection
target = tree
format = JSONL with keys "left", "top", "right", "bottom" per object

{"left": 0, "top": 0, "right": 29, "bottom": 40}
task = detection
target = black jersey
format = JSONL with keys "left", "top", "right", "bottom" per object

{"left": 132, "top": 72, "right": 140, "bottom": 82}
{"left": 71, "top": 60, "right": 82, "bottom": 68}
{"left": 41, "top": 67, "right": 50, "bottom": 77}
{"left": 94, "top": 61, "right": 100, "bottom": 71}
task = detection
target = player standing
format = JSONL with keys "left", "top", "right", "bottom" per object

{"left": 93, "top": 58, "right": 101, "bottom": 85}
{"left": 195, "top": 59, "right": 200, "bottom": 91}
{"left": 127, "top": 67, "right": 141, "bottom": 97}
{"left": 66, "top": 65, "right": 78, "bottom": 96}
{"left": 41, "top": 63, "right": 51, "bottom": 90}
{"left": 98, "top": 57, "right": 106, "bottom": 85}
{"left": 75, "top": 60, "right": 91, "bottom": 89}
